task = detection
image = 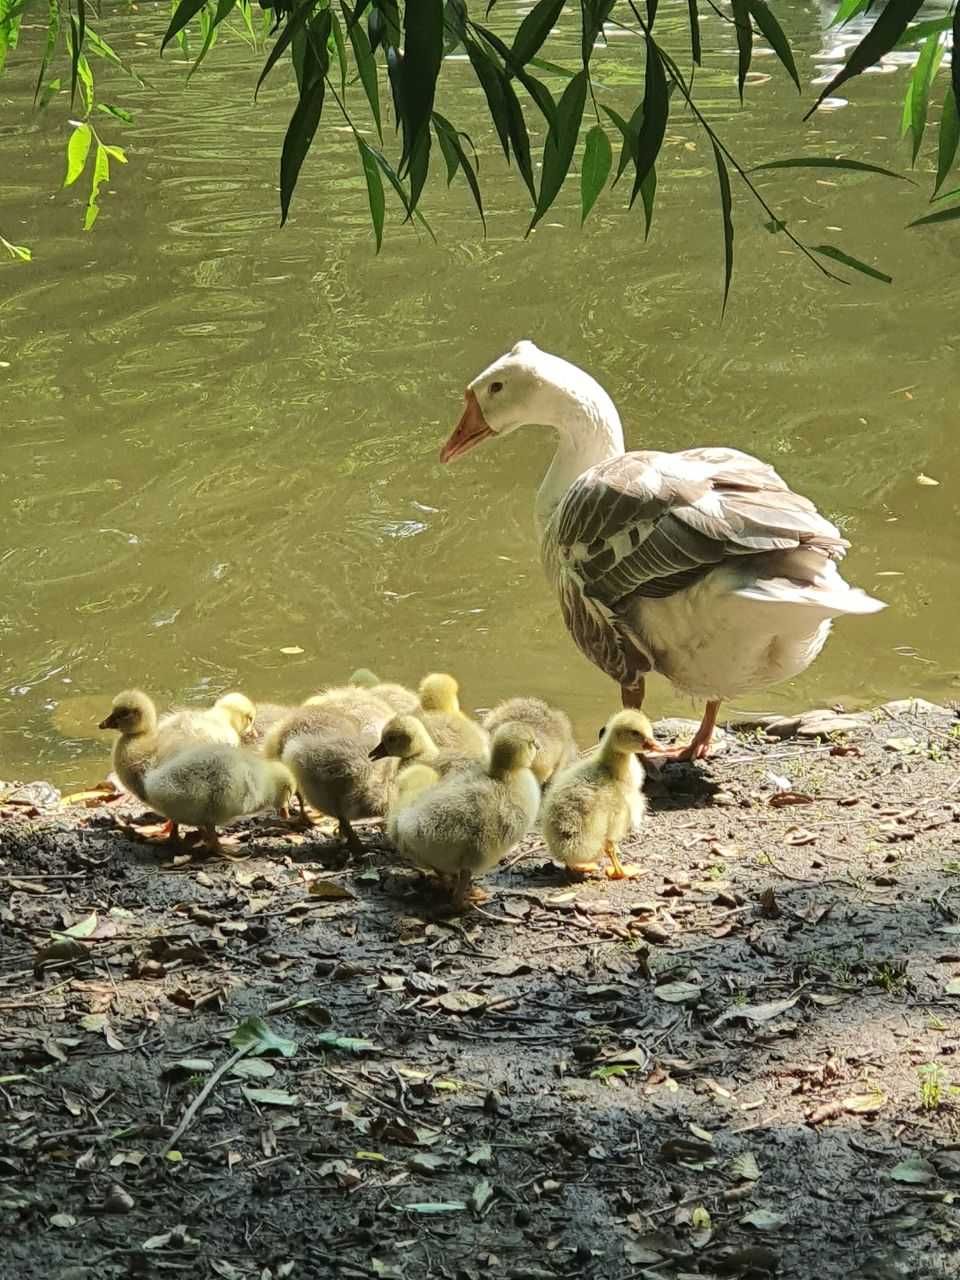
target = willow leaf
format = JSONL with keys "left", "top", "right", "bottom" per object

{"left": 806, "top": 0, "right": 925, "bottom": 119}
{"left": 748, "top": 0, "right": 799, "bottom": 92}
{"left": 812, "top": 243, "right": 892, "bottom": 282}
{"left": 934, "top": 88, "right": 959, "bottom": 196}
{"left": 357, "top": 137, "right": 385, "bottom": 252}
{"left": 710, "top": 138, "right": 734, "bottom": 315}
{"left": 580, "top": 124, "right": 611, "bottom": 224}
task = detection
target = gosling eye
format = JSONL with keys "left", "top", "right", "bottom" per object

{"left": 489, "top": 380, "right": 503, "bottom": 395}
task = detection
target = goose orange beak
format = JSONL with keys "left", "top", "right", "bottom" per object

{"left": 440, "top": 390, "right": 493, "bottom": 463}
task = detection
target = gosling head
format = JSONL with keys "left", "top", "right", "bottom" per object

{"left": 490, "top": 723, "right": 540, "bottom": 774}
{"left": 268, "top": 761, "right": 297, "bottom": 811}
{"left": 349, "top": 667, "right": 380, "bottom": 688}
{"left": 418, "top": 672, "right": 460, "bottom": 714}
{"left": 215, "top": 692, "right": 256, "bottom": 737}
{"left": 370, "top": 715, "right": 433, "bottom": 762}
{"left": 601, "top": 709, "right": 658, "bottom": 754}
{"left": 98, "top": 689, "right": 156, "bottom": 735}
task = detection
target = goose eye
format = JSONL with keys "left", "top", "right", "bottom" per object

{"left": 490, "top": 381, "right": 503, "bottom": 395}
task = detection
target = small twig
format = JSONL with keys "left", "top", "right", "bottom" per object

{"left": 161, "top": 1045, "right": 250, "bottom": 1155}
{"left": 313, "top": 1065, "right": 444, "bottom": 1133}
{"left": 0, "top": 977, "right": 75, "bottom": 1009}
{"left": 1, "top": 872, "right": 91, "bottom": 881}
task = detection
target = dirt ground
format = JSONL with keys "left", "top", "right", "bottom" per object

{"left": 2, "top": 697, "right": 959, "bottom": 1280}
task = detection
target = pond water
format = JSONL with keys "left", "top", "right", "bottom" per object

{"left": 2, "top": 1, "right": 957, "bottom": 788}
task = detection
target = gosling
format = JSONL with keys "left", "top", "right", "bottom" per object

{"left": 142, "top": 745, "right": 294, "bottom": 851}
{"left": 390, "top": 723, "right": 540, "bottom": 906}
{"left": 540, "top": 709, "right": 656, "bottom": 881}
{"left": 482, "top": 696, "right": 576, "bottom": 787}
{"left": 415, "top": 672, "right": 489, "bottom": 759}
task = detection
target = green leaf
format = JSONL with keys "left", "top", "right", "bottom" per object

{"left": 33, "top": 0, "right": 61, "bottom": 105}
{"left": 242, "top": 1087, "right": 300, "bottom": 1107}
{"left": 64, "top": 122, "right": 93, "bottom": 188}
{"left": 37, "top": 76, "right": 62, "bottom": 110}
{"left": 908, "top": 202, "right": 960, "bottom": 227}
{"left": 465, "top": 37, "right": 511, "bottom": 161}
{"left": 639, "top": 163, "right": 656, "bottom": 238}
{"left": 162, "top": 0, "right": 209, "bottom": 51}
{"left": 330, "top": 7, "right": 348, "bottom": 97}
{"left": 83, "top": 142, "right": 110, "bottom": 231}
{"left": 103, "top": 145, "right": 128, "bottom": 164}
{"left": 400, "top": 0, "right": 443, "bottom": 171}
{"left": 748, "top": 0, "right": 799, "bottom": 92}
{"left": 97, "top": 103, "right": 134, "bottom": 124}
{"left": 314, "top": 1030, "right": 380, "bottom": 1054}
{"left": 229, "top": 1057, "right": 277, "bottom": 1080}
{"left": 0, "top": 235, "right": 32, "bottom": 263}
{"left": 630, "top": 37, "right": 668, "bottom": 205}
{"left": 472, "top": 23, "right": 556, "bottom": 129}
{"left": 730, "top": 0, "right": 752, "bottom": 102}
{"left": 529, "top": 68, "right": 587, "bottom": 230}
{"left": 890, "top": 1157, "right": 936, "bottom": 1183}
{"left": 68, "top": 0, "right": 86, "bottom": 108}
{"left": 86, "top": 28, "right": 147, "bottom": 87}
{"left": 189, "top": 0, "right": 236, "bottom": 79}
{"left": 500, "top": 74, "right": 536, "bottom": 200}
{"left": 953, "top": 6, "right": 960, "bottom": 116}
{"left": 442, "top": 0, "right": 466, "bottom": 54}
{"left": 831, "top": 0, "right": 871, "bottom": 27}
{"left": 811, "top": 243, "right": 892, "bottom": 283}
{"left": 510, "top": 0, "right": 565, "bottom": 67}
{"left": 256, "top": 0, "right": 313, "bottom": 99}
{"left": 901, "top": 33, "right": 943, "bottom": 163}
{"left": 749, "top": 156, "right": 910, "bottom": 181}
{"left": 601, "top": 102, "right": 640, "bottom": 184}
{"left": 935, "top": 88, "right": 960, "bottom": 194}
{"left": 76, "top": 53, "right": 94, "bottom": 115}
{"left": 0, "top": 0, "right": 22, "bottom": 76}
{"left": 894, "top": 15, "right": 952, "bottom": 47}
{"left": 581, "top": 0, "right": 616, "bottom": 65}
{"left": 528, "top": 54, "right": 575, "bottom": 79}
{"left": 357, "top": 137, "right": 385, "bottom": 252}
{"left": 279, "top": 9, "right": 331, "bottom": 225}
{"left": 580, "top": 124, "right": 611, "bottom": 224}
{"left": 230, "top": 1016, "right": 298, "bottom": 1058}
{"left": 686, "top": 0, "right": 701, "bottom": 66}
{"left": 341, "top": 1, "right": 381, "bottom": 140}
{"left": 433, "top": 111, "right": 486, "bottom": 229}
{"left": 806, "top": 0, "right": 926, "bottom": 120}
{"left": 710, "top": 137, "right": 734, "bottom": 315}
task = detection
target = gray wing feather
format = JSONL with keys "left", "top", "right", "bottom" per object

{"left": 546, "top": 447, "right": 848, "bottom": 688}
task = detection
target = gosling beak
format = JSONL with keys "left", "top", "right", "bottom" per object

{"left": 369, "top": 742, "right": 389, "bottom": 761}
{"left": 99, "top": 713, "right": 119, "bottom": 730}
{"left": 440, "top": 389, "right": 494, "bottom": 463}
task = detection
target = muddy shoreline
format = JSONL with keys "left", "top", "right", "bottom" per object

{"left": 2, "top": 698, "right": 959, "bottom": 1280}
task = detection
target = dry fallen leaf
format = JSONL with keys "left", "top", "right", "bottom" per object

{"left": 654, "top": 981, "right": 702, "bottom": 1005}
{"left": 916, "top": 473, "right": 939, "bottom": 486}
{"left": 842, "top": 1090, "right": 888, "bottom": 1115}
{"left": 308, "top": 881, "right": 355, "bottom": 901}
{"left": 279, "top": 646, "right": 304, "bottom": 655}
{"left": 786, "top": 828, "right": 817, "bottom": 847}
{"left": 714, "top": 996, "right": 797, "bottom": 1027}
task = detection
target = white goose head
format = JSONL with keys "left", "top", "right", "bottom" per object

{"left": 440, "top": 340, "right": 624, "bottom": 465}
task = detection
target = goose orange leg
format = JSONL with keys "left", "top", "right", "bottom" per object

{"left": 640, "top": 698, "right": 722, "bottom": 763}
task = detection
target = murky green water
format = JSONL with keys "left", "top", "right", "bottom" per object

{"left": 2, "top": 2, "right": 957, "bottom": 788}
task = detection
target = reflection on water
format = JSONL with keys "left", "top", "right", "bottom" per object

{"left": 1, "top": 2, "right": 957, "bottom": 787}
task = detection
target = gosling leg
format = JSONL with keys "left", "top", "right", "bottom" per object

{"left": 603, "top": 839, "right": 643, "bottom": 881}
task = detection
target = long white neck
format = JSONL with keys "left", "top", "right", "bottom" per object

{"left": 531, "top": 370, "right": 625, "bottom": 536}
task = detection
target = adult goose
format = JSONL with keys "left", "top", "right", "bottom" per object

{"left": 440, "top": 341, "right": 884, "bottom": 760}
